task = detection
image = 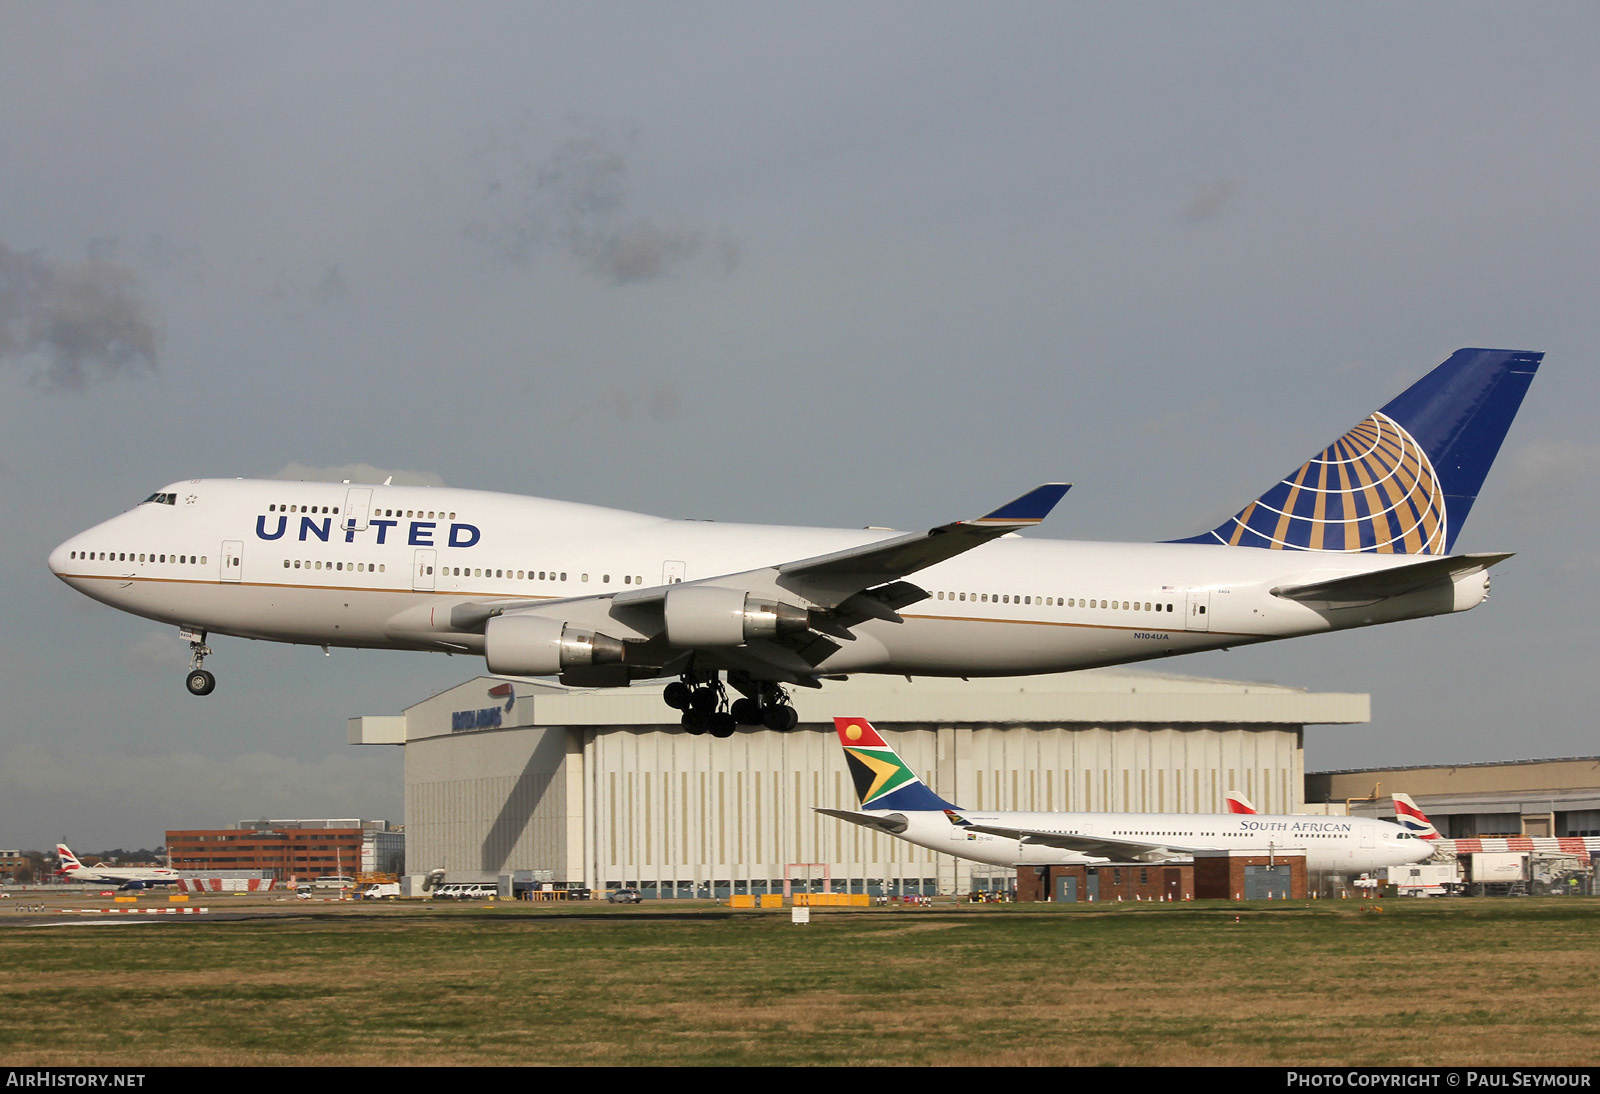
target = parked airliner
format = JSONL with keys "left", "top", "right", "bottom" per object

{"left": 818, "top": 719, "right": 1434, "bottom": 873}
{"left": 48, "top": 348, "right": 1539, "bottom": 735}
{"left": 55, "top": 844, "right": 180, "bottom": 889}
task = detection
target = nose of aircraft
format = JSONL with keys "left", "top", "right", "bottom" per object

{"left": 48, "top": 538, "right": 72, "bottom": 578}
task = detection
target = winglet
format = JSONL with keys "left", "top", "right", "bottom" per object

{"left": 971, "top": 483, "right": 1071, "bottom": 526}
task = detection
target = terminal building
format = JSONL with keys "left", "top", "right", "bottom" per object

{"left": 352, "top": 669, "right": 1368, "bottom": 896}
{"left": 1313, "top": 759, "right": 1600, "bottom": 839}
{"left": 166, "top": 818, "right": 403, "bottom": 883}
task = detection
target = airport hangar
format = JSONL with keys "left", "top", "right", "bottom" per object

{"left": 350, "top": 669, "right": 1367, "bottom": 897}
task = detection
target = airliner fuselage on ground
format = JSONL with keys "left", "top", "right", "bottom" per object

{"left": 55, "top": 845, "right": 180, "bottom": 889}
{"left": 819, "top": 720, "right": 1433, "bottom": 873}
{"left": 48, "top": 349, "right": 1540, "bottom": 734}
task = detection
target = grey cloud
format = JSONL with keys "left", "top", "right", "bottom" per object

{"left": 0, "top": 239, "right": 161, "bottom": 391}
{"left": 464, "top": 120, "right": 735, "bottom": 284}
{"left": 124, "top": 632, "right": 193, "bottom": 670}
{"left": 601, "top": 381, "right": 682, "bottom": 424}
{"left": 1181, "top": 178, "right": 1240, "bottom": 223}
{"left": 0, "top": 743, "right": 398, "bottom": 842}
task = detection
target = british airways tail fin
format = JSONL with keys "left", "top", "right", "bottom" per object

{"left": 832, "top": 717, "right": 957, "bottom": 811}
{"left": 1392, "top": 793, "right": 1441, "bottom": 840}
{"left": 1175, "top": 348, "right": 1541, "bottom": 553}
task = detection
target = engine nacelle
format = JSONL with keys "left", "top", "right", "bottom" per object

{"left": 663, "top": 585, "right": 810, "bottom": 647}
{"left": 1451, "top": 568, "right": 1491, "bottom": 612}
{"left": 484, "top": 614, "right": 626, "bottom": 677}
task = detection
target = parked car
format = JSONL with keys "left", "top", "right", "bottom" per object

{"left": 607, "top": 888, "right": 643, "bottom": 904}
{"left": 432, "top": 883, "right": 497, "bottom": 901}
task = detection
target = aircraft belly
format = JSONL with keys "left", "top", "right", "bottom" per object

{"left": 102, "top": 578, "right": 418, "bottom": 647}
{"left": 854, "top": 616, "right": 1230, "bottom": 676}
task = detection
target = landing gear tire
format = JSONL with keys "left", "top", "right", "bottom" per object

{"left": 681, "top": 711, "right": 709, "bottom": 735}
{"left": 762, "top": 703, "right": 798, "bottom": 732}
{"left": 709, "top": 712, "right": 737, "bottom": 738}
{"left": 185, "top": 669, "right": 216, "bottom": 697}
{"left": 663, "top": 681, "right": 692, "bottom": 710}
{"left": 730, "top": 697, "right": 762, "bottom": 726}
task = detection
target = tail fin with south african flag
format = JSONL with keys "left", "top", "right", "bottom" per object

{"left": 833, "top": 717, "right": 957, "bottom": 812}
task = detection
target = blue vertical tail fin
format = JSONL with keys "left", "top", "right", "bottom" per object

{"left": 1175, "top": 348, "right": 1541, "bottom": 553}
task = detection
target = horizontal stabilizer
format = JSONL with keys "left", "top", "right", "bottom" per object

{"left": 1270, "top": 552, "right": 1512, "bottom": 604}
{"left": 814, "top": 807, "right": 909, "bottom": 835}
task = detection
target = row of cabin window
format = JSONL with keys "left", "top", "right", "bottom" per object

{"left": 434, "top": 568, "right": 646, "bottom": 584}
{"left": 71, "top": 550, "right": 207, "bottom": 565}
{"left": 266, "top": 504, "right": 459, "bottom": 520}
{"left": 276, "top": 562, "right": 649, "bottom": 585}
{"left": 935, "top": 591, "right": 1177, "bottom": 612}
{"left": 284, "top": 560, "right": 385, "bottom": 572}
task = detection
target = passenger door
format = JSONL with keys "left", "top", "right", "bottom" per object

{"left": 220, "top": 541, "right": 243, "bottom": 583}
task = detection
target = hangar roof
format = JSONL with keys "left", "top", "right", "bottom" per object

{"left": 350, "top": 668, "right": 1369, "bottom": 745}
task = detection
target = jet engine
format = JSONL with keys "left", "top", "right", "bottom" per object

{"left": 663, "top": 585, "right": 811, "bottom": 647}
{"left": 484, "top": 614, "right": 626, "bottom": 676}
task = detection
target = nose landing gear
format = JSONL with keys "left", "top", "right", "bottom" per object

{"left": 182, "top": 629, "right": 215, "bottom": 696}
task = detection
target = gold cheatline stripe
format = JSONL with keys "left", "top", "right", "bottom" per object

{"left": 63, "top": 575, "right": 1254, "bottom": 637}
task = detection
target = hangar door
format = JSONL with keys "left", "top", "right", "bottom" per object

{"left": 1244, "top": 864, "right": 1291, "bottom": 899}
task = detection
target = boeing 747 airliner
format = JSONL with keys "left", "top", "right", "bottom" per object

{"left": 818, "top": 719, "right": 1434, "bottom": 873}
{"left": 48, "top": 348, "right": 1539, "bottom": 736}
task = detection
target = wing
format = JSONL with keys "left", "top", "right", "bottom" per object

{"left": 391, "top": 483, "right": 1070, "bottom": 684}
{"left": 961, "top": 823, "right": 1177, "bottom": 863}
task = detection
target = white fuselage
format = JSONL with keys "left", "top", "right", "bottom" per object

{"left": 878, "top": 809, "right": 1432, "bottom": 873}
{"left": 59, "top": 864, "right": 180, "bottom": 886}
{"left": 48, "top": 479, "right": 1492, "bottom": 680}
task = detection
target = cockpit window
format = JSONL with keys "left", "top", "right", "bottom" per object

{"left": 142, "top": 492, "right": 176, "bottom": 506}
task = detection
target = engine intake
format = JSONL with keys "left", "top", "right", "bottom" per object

{"left": 663, "top": 585, "right": 811, "bottom": 647}
{"left": 484, "top": 615, "right": 626, "bottom": 676}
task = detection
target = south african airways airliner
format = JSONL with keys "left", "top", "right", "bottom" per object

{"left": 819, "top": 718, "right": 1433, "bottom": 873}
{"left": 48, "top": 348, "right": 1539, "bottom": 736}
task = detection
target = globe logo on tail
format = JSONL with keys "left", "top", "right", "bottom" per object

{"left": 1217, "top": 412, "right": 1447, "bottom": 553}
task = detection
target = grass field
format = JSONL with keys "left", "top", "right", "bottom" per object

{"left": 3, "top": 897, "right": 1598, "bottom": 1067}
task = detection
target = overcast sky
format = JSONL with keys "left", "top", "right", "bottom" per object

{"left": 2, "top": 3, "right": 1596, "bottom": 850}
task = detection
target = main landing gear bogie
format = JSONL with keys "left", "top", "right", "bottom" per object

{"left": 663, "top": 673, "right": 798, "bottom": 736}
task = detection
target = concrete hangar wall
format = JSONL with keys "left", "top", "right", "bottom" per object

{"left": 351, "top": 670, "right": 1368, "bottom": 895}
